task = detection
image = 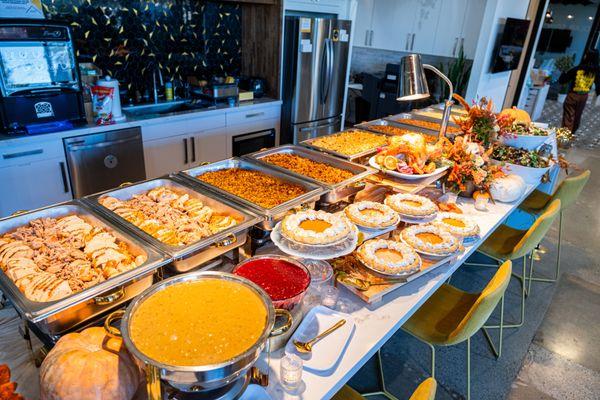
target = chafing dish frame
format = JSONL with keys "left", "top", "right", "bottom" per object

{"left": 244, "top": 145, "right": 376, "bottom": 204}
{"left": 300, "top": 129, "right": 388, "bottom": 163}
{"left": 413, "top": 106, "right": 467, "bottom": 119}
{"left": 0, "top": 201, "right": 170, "bottom": 335}
{"left": 384, "top": 112, "right": 460, "bottom": 135}
{"left": 179, "top": 158, "right": 324, "bottom": 231}
{"left": 84, "top": 176, "right": 262, "bottom": 272}
{"left": 355, "top": 118, "right": 440, "bottom": 139}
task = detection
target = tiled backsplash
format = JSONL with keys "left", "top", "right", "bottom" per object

{"left": 43, "top": 0, "right": 241, "bottom": 97}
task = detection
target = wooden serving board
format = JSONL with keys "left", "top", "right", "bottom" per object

{"left": 333, "top": 252, "right": 457, "bottom": 304}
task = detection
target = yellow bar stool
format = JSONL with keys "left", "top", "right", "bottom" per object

{"left": 401, "top": 261, "right": 512, "bottom": 400}
{"left": 465, "top": 199, "right": 561, "bottom": 357}
{"left": 518, "top": 170, "right": 590, "bottom": 287}
{"left": 332, "top": 377, "right": 437, "bottom": 400}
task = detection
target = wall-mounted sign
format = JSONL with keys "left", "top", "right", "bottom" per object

{"left": 0, "top": 0, "right": 44, "bottom": 19}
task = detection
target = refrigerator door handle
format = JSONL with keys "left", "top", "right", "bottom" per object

{"left": 299, "top": 117, "right": 340, "bottom": 132}
{"left": 321, "top": 38, "right": 334, "bottom": 104}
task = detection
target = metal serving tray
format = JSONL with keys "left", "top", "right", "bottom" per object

{"left": 0, "top": 201, "right": 169, "bottom": 335}
{"left": 300, "top": 129, "right": 387, "bottom": 163}
{"left": 244, "top": 145, "right": 376, "bottom": 204}
{"left": 384, "top": 112, "right": 460, "bottom": 135}
{"left": 355, "top": 119, "right": 439, "bottom": 140}
{"left": 84, "top": 176, "right": 262, "bottom": 272}
{"left": 179, "top": 158, "right": 324, "bottom": 231}
{"left": 412, "top": 107, "right": 466, "bottom": 120}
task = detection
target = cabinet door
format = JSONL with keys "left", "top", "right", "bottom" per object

{"left": 411, "top": 0, "right": 443, "bottom": 55}
{"left": 353, "top": 0, "right": 375, "bottom": 47}
{"left": 431, "top": 0, "right": 467, "bottom": 57}
{"left": 370, "top": 0, "right": 416, "bottom": 51}
{"left": 459, "top": 0, "right": 486, "bottom": 59}
{"left": 0, "top": 157, "right": 72, "bottom": 218}
{"left": 190, "top": 129, "right": 229, "bottom": 166}
{"left": 143, "top": 134, "right": 190, "bottom": 179}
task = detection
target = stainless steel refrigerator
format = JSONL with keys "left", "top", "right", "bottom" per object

{"left": 281, "top": 16, "right": 351, "bottom": 144}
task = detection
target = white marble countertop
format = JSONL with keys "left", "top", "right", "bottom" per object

{"left": 262, "top": 184, "right": 537, "bottom": 400}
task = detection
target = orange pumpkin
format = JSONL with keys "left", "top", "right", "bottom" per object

{"left": 40, "top": 327, "right": 141, "bottom": 400}
{"left": 499, "top": 107, "right": 531, "bottom": 124}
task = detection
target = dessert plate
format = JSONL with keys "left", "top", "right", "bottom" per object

{"left": 369, "top": 156, "right": 449, "bottom": 180}
{"left": 284, "top": 305, "right": 355, "bottom": 372}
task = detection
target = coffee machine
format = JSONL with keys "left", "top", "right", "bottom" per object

{"left": 0, "top": 19, "right": 86, "bottom": 134}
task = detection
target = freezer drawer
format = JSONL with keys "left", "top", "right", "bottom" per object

{"left": 64, "top": 127, "right": 146, "bottom": 197}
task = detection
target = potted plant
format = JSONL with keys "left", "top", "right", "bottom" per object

{"left": 555, "top": 55, "right": 574, "bottom": 103}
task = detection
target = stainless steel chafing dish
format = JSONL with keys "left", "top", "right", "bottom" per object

{"left": 384, "top": 112, "right": 460, "bottom": 135}
{"left": 84, "top": 176, "right": 262, "bottom": 273}
{"left": 355, "top": 118, "right": 438, "bottom": 140}
{"left": 179, "top": 158, "right": 324, "bottom": 231}
{"left": 300, "top": 129, "right": 387, "bottom": 163}
{"left": 0, "top": 201, "right": 169, "bottom": 335}
{"left": 413, "top": 106, "right": 468, "bottom": 119}
{"left": 244, "top": 145, "right": 376, "bottom": 204}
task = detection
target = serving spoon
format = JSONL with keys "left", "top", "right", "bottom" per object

{"left": 293, "top": 319, "right": 347, "bottom": 353}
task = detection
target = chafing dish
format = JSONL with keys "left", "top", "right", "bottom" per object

{"left": 355, "top": 118, "right": 439, "bottom": 140}
{"left": 84, "top": 176, "right": 261, "bottom": 273}
{"left": 106, "top": 271, "right": 292, "bottom": 395}
{"left": 179, "top": 158, "right": 324, "bottom": 230}
{"left": 244, "top": 145, "right": 376, "bottom": 204}
{"left": 384, "top": 112, "right": 460, "bottom": 135}
{"left": 0, "top": 201, "right": 169, "bottom": 335}
{"left": 300, "top": 129, "right": 387, "bottom": 163}
{"left": 413, "top": 106, "right": 467, "bottom": 120}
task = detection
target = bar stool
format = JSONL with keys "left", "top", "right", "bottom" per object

{"left": 518, "top": 170, "right": 590, "bottom": 287}
{"left": 465, "top": 199, "right": 561, "bottom": 357}
{"left": 332, "top": 377, "right": 437, "bottom": 400}
{"left": 401, "top": 261, "right": 512, "bottom": 400}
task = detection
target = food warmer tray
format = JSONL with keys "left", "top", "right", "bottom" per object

{"left": 0, "top": 201, "right": 170, "bottom": 335}
{"left": 355, "top": 118, "right": 439, "bottom": 139}
{"left": 84, "top": 176, "right": 262, "bottom": 272}
{"left": 384, "top": 112, "right": 460, "bottom": 135}
{"left": 413, "top": 106, "right": 467, "bottom": 119}
{"left": 300, "top": 129, "right": 387, "bottom": 163}
{"left": 244, "top": 145, "right": 376, "bottom": 204}
{"left": 178, "top": 158, "right": 324, "bottom": 231}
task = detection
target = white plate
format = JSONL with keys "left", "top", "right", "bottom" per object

{"left": 270, "top": 223, "right": 359, "bottom": 260}
{"left": 285, "top": 306, "right": 355, "bottom": 372}
{"left": 369, "top": 156, "right": 449, "bottom": 180}
{"left": 239, "top": 384, "right": 272, "bottom": 400}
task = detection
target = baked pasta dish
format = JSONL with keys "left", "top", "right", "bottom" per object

{"left": 262, "top": 153, "right": 354, "bottom": 184}
{"left": 99, "top": 187, "right": 238, "bottom": 246}
{"left": 197, "top": 168, "right": 307, "bottom": 209}
{"left": 0, "top": 215, "right": 146, "bottom": 302}
{"left": 310, "top": 130, "right": 387, "bottom": 156}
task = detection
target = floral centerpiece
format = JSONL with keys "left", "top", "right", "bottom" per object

{"left": 452, "top": 94, "right": 513, "bottom": 146}
{"left": 445, "top": 135, "right": 505, "bottom": 195}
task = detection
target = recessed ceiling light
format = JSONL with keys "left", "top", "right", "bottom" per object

{"left": 567, "top": 14, "right": 574, "bottom": 19}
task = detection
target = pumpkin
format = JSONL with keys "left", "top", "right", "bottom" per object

{"left": 499, "top": 107, "right": 531, "bottom": 124}
{"left": 40, "top": 327, "right": 141, "bottom": 400}
{"left": 490, "top": 174, "right": 526, "bottom": 203}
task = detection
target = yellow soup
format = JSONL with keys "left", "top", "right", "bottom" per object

{"left": 130, "top": 279, "right": 267, "bottom": 366}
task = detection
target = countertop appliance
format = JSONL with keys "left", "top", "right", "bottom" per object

{"left": 281, "top": 16, "right": 351, "bottom": 144}
{"left": 232, "top": 128, "right": 276, "bottom": 157}
{"left": 63, "top": 127, "right": 146, "bottom": 198}
{"left": 0, "top": 19, "right": 86, "bottom": 134}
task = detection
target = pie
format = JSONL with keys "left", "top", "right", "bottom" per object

{"left": 400, "top": 224, "right": 460, "bottom": 255}
{"left": 385, "top": 193, "right": 438, "bottom": 217}
{"left": 344, "top": 201, "right": 398, "bottom": 229}
{"left": 356, "top": 239, "right": 421, "bottom": 275}
{"left": 281, "top": 210, "right": 352, "bottom": 245}
{"left": 433, "top": 212, "right": 479, "bottom": 238}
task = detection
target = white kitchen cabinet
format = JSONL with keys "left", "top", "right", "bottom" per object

{"left": 459, "top": 0, "right": 486, "bottom": 59}
{"left": 432, "top": 0, "right": 467, "bottom": 57}
{"left": 370, "top": 0, "right": 416, "bottom": 52}
{"left": 143, "top": 133, "right": 191, "bottom": 179}
{"left": 353, "top": 0, "right": 374, "bottom": 47}
{"left": 190, "top": 129, "right": 229, "bottom": 166}
{"left": 411, "top": 0, "right": 443, "bottom": 55}
{"left": 0, "top": 156, "right": 72, "bottom": 218}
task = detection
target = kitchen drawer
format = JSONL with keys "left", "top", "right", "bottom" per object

{"left": 226, "top": 105, "right": 281, "bottom": 126}
{"left": 141, "top": 114, "right": 226, "bottom": 142}
{"left": 0, "top": 139, "right": 64, "bottom": 168}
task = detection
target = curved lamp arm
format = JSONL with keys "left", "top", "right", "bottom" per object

{"left": 423, "top": 64, "right": 454, "bottom": 101}
{"left": 424, "top": 64, "right": 454, "bottom": 138}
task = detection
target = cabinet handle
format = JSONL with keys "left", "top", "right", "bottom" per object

{"left": 2, "top": 149, "right": 43, "bottom": 159}
{"left": 183, "top": 138, "right": 188, "bottom": 164}
{"left": 245, "top": 112, "right": 265, "bottom": 118}
{"left": 405, "top": 33, "right": 410, "bottom": 50}
{"left": 59, "top": 162, "right": 69, "bottom": 193}
{"left": 452, "top": 37, "right": 458, "bottom": 56}
{"left": 459, "top": 37, "right": 464, "bottom": 54}
{"left": 365, "top": 30, "right": 369, "bottom": 46}
{"left": 370, "top": 30, "right": 374, "bottom": 46}
{"left": 190, "top": 136, "right": 196, "bottom": 163}
{"left": 411, "top": 33, "right": 415, "bottom": 50}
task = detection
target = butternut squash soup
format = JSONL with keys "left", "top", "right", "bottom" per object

{"left": 130, "top": 279, "right": 267, "bottom": 366}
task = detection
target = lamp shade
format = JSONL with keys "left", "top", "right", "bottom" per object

{"left": 397, "top": 54, "right": 430, "bottom": 101}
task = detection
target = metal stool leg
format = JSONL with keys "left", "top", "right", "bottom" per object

{"left": 361, "top": 349, "right": 399, "bottom": 399}
{"left": 482, "top": 294, "right": 504, "bottom": 358}
{"left": 466, "top": 337, "right": 471, "bottom": 400}
{"left": 529, "top": 210, "right": 563, "bottom": 284}
{"left": 485, "top": 255, "right": 526, "bottom": 329}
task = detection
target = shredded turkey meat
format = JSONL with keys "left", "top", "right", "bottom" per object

{"left": 98, "top": 186, "right": 238, "bottom": 246}
{"left": 0, "top": 215, "right": 146, "bottom": 302}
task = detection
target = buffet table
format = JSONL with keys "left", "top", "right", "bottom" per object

{"left": 264, "top": 184, "right": 536, "bottom": 399}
